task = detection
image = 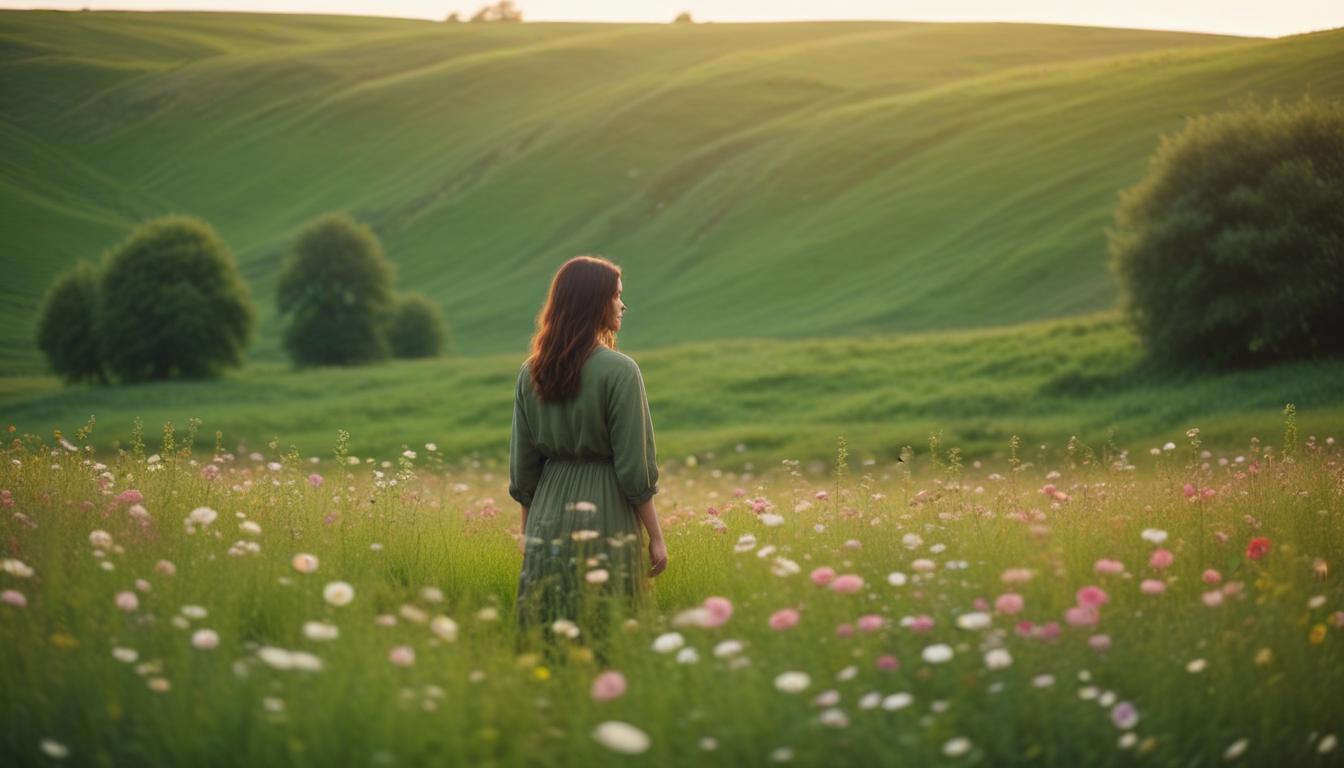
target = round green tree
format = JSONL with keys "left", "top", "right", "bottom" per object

{"left": 98, "top": 216, "right": 256, "bottom": 382}
{"left": 1108, "top": 97, "right": 1344, "bottom": 369}
{"left": 387, "top": 291, "right": 451, "bottom": 359}
{"left": 36, "top": 260, "right": 105, "bottom": 384}
{"left": 278, "top": 213, "right": 396, "bottom": 367}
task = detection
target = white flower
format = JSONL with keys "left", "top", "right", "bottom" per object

{"left": 1033, "top": 674, "right": 1056, "bottom": 688}
{"left": 1319, "top": 735, "right": 1338, "bottom": 754}
{"left": 2, "top": 558, "right": 34, "bottom": 578}
{"left": 258, "top": 646, "right": 295, "bottom": 670}
{"left": 402, "top": 450, "right": 417, "bottom": 460}
{"left": 672, "top": 607, "right": 711, "bottom": 628}
{"left": 733, "top": 534, "right": 757, "bottom": 553}
{"left": 89, "top": 530, "right": 113, "bottom": 549}
{"left": 420, "top": 586, "right": 444, "bottom": 603}
{"left": 1162, "top": 442, "right": 1176, "bottom": 451}
{"left": 112, "top": 647, "right": 139, "bottom": 663}
{"left": 1186, "top": 658, "right": 1207, "bottom": 673}
{"left": 652, "top": 632, "right": 685, "bottom": 653}
{"left": 921, "top": 644, "right": 953, "bottom": 664}
{"left": 476, "top": 606, "right": 499, "bottom": 622}
{"left": 551, "top": 619, "right": 581, "bottom": 639}
{"left": 239, "top": 521, "right": 261, "bottom": 536}
{"left": 857, "top": 692, "right": 880, "bottom": 710}
{"left": 430, "top": 616, "right": 459, "bottom": 642}
{"left": 882, "top": 692, "right": 913, "bottom": 711}
{"left": 943, "top": 737, "right": 972, "bottom": 757}
{"left": 901, "top": 533, "right": 923, "bottom": 549}
{"left": 835, "top": 665, "right": 858, "bottom": 681}
{"left": 181, "top": 605, "right": 208, "bottom": 620}
{"left": 818, "top": 708, "right": 850, "bottom": 728}
{"left": 289, "top": 651, "right": 324, "bottom": 671}
{"left": 713, "top": 639, "right": 744, "bottom": 658}
{"left": 323, "top": 581, "right": 354, "bottom": 607}
{"left": 303, "top": 621, "right": 340, "bottom": 641}
{"left": 1140, "top": 528, "right": 1168, "bottom": 545}
{"left": 771, "top": 557, "right": 801, "bottom": 577}
{"left": 956, "top": 612, "right": 991, "bottom": 630}
{"left": 191, "top": 629, "right": 219, "bottom": 650}
{"left": 676, "top": 647, "right": 700, "bottom": 665}
{"left": 760, "top": 513, "right": 784, "bottom": 527}
{"left": 773, "top": 671, "right": 810, "bottom": 693}
{"left": 586, "top": 569, "right": 610, "bottom": 585}
{"left": 591, "top": 721, "right": 650, "bottom": 754}
{"left": 571, "top": 529, "right": 600, "bottom": 542}
{"left": 887, "top": 571, "right": 908, "bottom": 586}
{"left": 984, "top": 649, "right": 1013, "bottom": 670}
{"left": 187, "top": 507, "right": 218, "bottom": 527}
{"left": 40, "top": 739, "right": 70, "bottom": 759}
{"left": 1223, "top": 739, "right": 1249, "bottom": 761}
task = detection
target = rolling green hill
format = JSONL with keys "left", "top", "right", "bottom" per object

{"left": 4, "top": 11, "right": 1341, "bottom": 374}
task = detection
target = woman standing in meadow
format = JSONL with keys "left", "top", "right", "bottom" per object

{"left": 510, "top": 255, "right": 667, "bottom": 655}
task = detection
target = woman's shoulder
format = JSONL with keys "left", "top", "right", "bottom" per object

{"left": 590, "top": 346, "right": 641, "bottom": 375}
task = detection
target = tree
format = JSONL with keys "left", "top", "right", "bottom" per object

{"left": 444, "top": 11, "right": 461, "bottom": 22}
{"left": 36, "top": 260, "right": 105, "bottom": 384}
{"left": 470, "top": 0, "right": 522, "bottom": 22}
{"left": 1108, "top": 97, "right": 1344, "bottom": 369}
{"left": 673, "top": 11, "right": 694, "bottom": 23}
{"left": 277, "top": 213, "right": 396, "bottom": 367}
{"left": 386, "top": 292, "right": 452, "bottom": 359}
{"left": 98, "top": 216, "right": 256, "bottom": 383}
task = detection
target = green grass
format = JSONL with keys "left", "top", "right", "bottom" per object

{"left": 4, "top": 11, "right": 1343, "bottom": 372}
{"left": 3, "top": 313, "right": 1343, "bottom": 468}
{"left": 1, "top": 421, "right": 1340, "bottom": 766}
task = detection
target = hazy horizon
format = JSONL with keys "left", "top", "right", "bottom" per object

{"left": 2, "top": 0, "right": 1343, "bottom": 38}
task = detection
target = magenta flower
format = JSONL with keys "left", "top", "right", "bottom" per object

{"left": 1093, "top": 559, "right": 1125, "bottom": 576}
{"left": 769, "top": 608, "right": 801, "bottom": 631}
{"left": 830, "top": 574, "right": 865, "bottom": 594}
{"left": 809, "top": 567, "right": 836, "bottom": 587}
{"left": 1076, "top": 586, "right": 1109, "bottom": 609}
{"left": 875, "top": 654, "right": 899, "bottom": 670}
{"left": 994, "top": 593, "right": 1024, "bottom": 615}
{"left": 1110, "top": 702, "right": 1139, "bottom": 730}
{"left": 857, "top": 614, "right": 884, "bottom": 633}
{"left": 1148, "top": 549, "right": 1174, "bottom": 569}
{"left": 591, "top": 670, "right": 627, "bottom": 702}
{"left": 909, "top": 615, "right": 935, "bottom": 632}
{"left": 1201, "top": 568, "right": 1222, "bottom": 585}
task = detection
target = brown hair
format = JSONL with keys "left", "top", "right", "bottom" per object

{"left": 527, "top": 255, "right": 621, "bottom": 402}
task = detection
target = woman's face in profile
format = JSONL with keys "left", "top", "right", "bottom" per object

{"left": 611, "top": 277, "right": 626, "bottom": 332}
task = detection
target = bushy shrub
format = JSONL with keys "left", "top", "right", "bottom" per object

{"left": 98, "top": 216, "right": 256, "bottom": 382}
{"left": 277, "top": 213, "right": 396, "bottom": 367}
{"left": 1108, "top": 97, "right": 1344, "bottom": 369}
{"left": 35, "top": 260, "right": 105, "bottom": 383}
{"left": 470, "top": 1, "right": 522, "bottom": 22}
{"left": 387, "top": 292, "right": 451, "bottom": 359}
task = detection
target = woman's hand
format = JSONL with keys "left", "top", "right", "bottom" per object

{"left": 648, "top": 536, "right": 668, "bottom": 577}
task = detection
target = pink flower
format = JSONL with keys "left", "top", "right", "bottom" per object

{"left": 1183, "top": 483, "right": 1196, "bottom": 498}
{"left": 388, "top": 645, "right": 415, "bottom": 667}
{"left": 307, "top": 473, "right": 324, "bottom": 488}
{"left": 1093, "top": 559, "right": 1125, "bottom": 575}
{"left": 994, "top": 593, "right": 1024, "bottom": 615}
{"left": 909, "top": 615, "right": 935, "bottom": 632}
{"left": 809, "top": 567, "right": 836, "bottom": 587}
{"left": 1221, "top": 581, "right": 1244, "bottom": 597}
{"left": 1148, "top": 549, "right": 1174, "bottom": 569}
{"left": 1076, "top": 586, "right": 1109, "bottom": 609}
{"left": 1201, "top": 590, "right": 1224, "bottom": 608}
{"left": 702, "top": 597, "right": 733, "bottom": 628}
{"left": 1065, "top": 605, "right": 1099, "bottom": 627}
{"left": 1246, "top": 537, "right": 1271, "bottom": 561}
{"left": 1, "top": 589, "right": 26, "bottom": 608}
{"left": 829, "top": 574, "right": 864, "bottom": 594}
{"left": 1140, "top": 579, "right": 1166, "bottom": 595}
{"left": 875, "top": 654, "right": 899, "bottom": 670}
{"left": 591, "top": 670, "right": 627, "bottom": 702}
{"left": 200, "top": 464, "right": 220, "bottom": 481}
{"left": 116, "top": 489, "right": 143, "bottom": 505}
{"left": 1034, "top": 622, "right": 1061, "bottom": 641}
{"left": 154, "top": 560, "right": 176, "bottom": 577}
{"left": 769, "top": 608, "right": 800, "bottom": 631}
{"left": 857, "top": 614, "right": 884, "bottom": 632}
{"left": 1201, "top": 569, "right": 1222, "bottom": 585}
{"left": 835, "top": 623, "right": 854, "bottom": 638}
{"left": 115, "top": 591, "right": 138, "bottom": 612}
{"left": 1089, "top": 634, "right": 1111, "bottom": 652}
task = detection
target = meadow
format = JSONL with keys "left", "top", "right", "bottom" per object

{"left": 1, "top": 413, "right": 1340, "bottom": 766}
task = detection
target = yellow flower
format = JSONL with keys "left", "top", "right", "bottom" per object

{"left": 1309, "top": 624, "right": 1327, "bottom": 645}
{"left": 514, "top": 652, "right": 540, "bottom": 670}
{"left": 1254, "top": 647, "right": 1274, "bottom": 666}
{"left": 50, "top": 632, "right": 79, "bottom": 650}
{"left": 532, "top": 665, "right": 551, "bottom": 682}
{"left": 568, "top": 646, "right": 595, "bottom": 664}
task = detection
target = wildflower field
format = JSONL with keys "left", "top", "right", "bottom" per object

{"left": 2, "top": 417, "right": 1340, "bottom": 767}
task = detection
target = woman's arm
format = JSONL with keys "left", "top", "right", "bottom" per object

{"left": 634, "top": 498, "right": 667, "bottom": 577}
{"left": 518, "top": 504, "right": 529, "bottom": 554}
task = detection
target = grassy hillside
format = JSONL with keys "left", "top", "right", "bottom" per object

{"left": 3, "top": 313, "right": 1342, "bottom": 468}
{"left": 5, "top": 12, "right": 1341, "bottom": 373}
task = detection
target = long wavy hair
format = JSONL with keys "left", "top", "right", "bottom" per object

{"left": 527, "top": 255, "right": 621, "bottom": 403}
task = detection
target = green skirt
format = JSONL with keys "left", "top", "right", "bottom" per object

{"left": 515, "top": 457, "right": 650, "bottom": 647}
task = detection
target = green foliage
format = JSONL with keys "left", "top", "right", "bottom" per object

{"left": 277, "top": 214, "right": 396, "bottom": 367}
{"left": 35, "top": 260, "right": 104, "bottom": 384}
{"left": 1109, "top": 97, "right": 1344, "bottom": 370}
{"left": 387, "top": 292, "right": 451, "bottom": 359}
{"left": 97, "top": 216, "right": 256, "bottom": 383}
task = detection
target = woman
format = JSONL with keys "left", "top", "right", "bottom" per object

{"left": 509, "top": 255, "right": 668, "bottom": 656}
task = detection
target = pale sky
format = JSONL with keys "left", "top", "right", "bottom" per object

{"left": 2, "top": 0, "right": 1342, "bottom": 38}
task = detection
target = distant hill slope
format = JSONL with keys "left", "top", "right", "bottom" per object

{"left": 2, "top": 11, "right": 1341, "bottom": 372}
